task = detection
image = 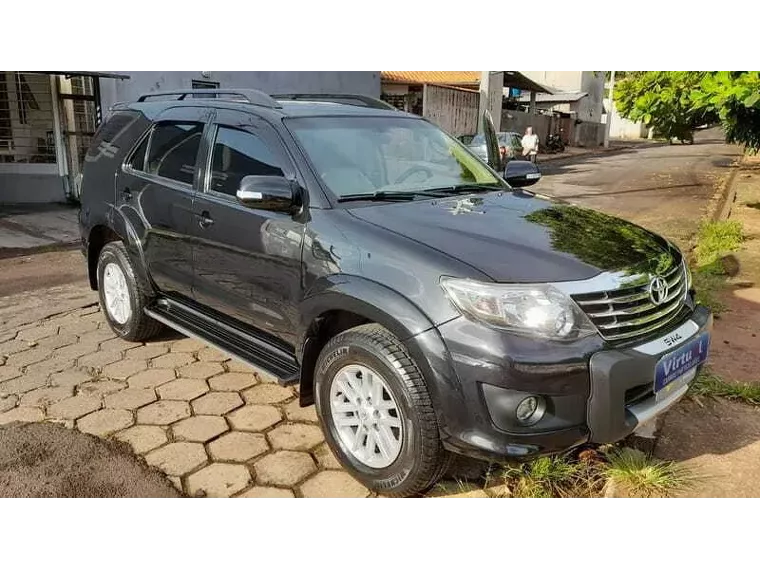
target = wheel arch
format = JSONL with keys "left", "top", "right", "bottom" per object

{"left": 296, "top": 275, "right": 445, "bottom": 407}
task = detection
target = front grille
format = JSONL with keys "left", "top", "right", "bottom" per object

{"left": 572, "top": 263, "right": 687, "bottom": 343}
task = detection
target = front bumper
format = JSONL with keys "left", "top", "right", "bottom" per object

{"left": 422, "top": 304, "right": 712, "bottom": 462}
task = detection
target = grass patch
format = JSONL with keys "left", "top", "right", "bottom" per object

{"left": 492, "top": 447, "right": 697, "bottom": 498}
{"left": 688, "top": 220, "right": 745, "bottom": 313}
{"left": 690, "top": 369, "right": 760, "bottom": 405}
{"left": 602, "top": 447, "right": 698, "bottom": 498}
{"left": 694, "top": 220, "right": 743, "bottom": 267}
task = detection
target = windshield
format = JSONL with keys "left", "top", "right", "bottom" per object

{"left": 286, "top": 116, "right": 501, "bottom": 198}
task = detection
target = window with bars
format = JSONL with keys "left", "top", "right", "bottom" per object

{"left": 0, "top": 72, "right": 56, "bottom": 163}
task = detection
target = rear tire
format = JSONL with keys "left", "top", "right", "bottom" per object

{"left": 96, "top": 241, "right": 162, "bottom": 342}
{"left": 314, "top": 323, "right": 452, "bottom": 497}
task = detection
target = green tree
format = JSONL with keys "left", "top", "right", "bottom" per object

{"left": 613, "top": 71, "right": 710, "bottom": 142}
{"left": 692, "top": 71, "right": 760, "bottom": 152}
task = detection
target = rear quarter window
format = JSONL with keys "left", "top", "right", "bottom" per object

{"left": 85, "top": 110, "right": 144, "bottom": 163}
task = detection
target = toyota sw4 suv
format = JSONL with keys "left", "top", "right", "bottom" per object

{"left": 79, "top": 89, "right": 711, "bottom": 497}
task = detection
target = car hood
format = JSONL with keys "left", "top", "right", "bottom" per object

{"left": 347, "top": 190, "right": 678, "bottom": 283}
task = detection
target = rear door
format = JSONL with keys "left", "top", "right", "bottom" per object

{"left": 190, "top": 109, "right": 305, "bottom": 345}
{"left": 118, "top": 106, "right": 211, "bottom": 298}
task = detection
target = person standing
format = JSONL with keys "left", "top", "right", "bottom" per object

{"left": 521, "top": 127, "right": 539, "bottom": 163}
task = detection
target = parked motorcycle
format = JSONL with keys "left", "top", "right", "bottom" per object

{"left": 544, "top": 132, "right": 566, "bottom": 154}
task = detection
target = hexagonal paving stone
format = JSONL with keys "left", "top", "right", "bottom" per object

{"left": 227, "top": 405, "right": 282, "bottom": 432}
{"left": 77, "top": 380, "right": 127, "bottom": 397}
{"left": 128, "top": 369, "right": 175, "bottom": 389}
{"left": 170, "top": 338, "right": 207, "bottom": 353}
{"left": 178, "top": 362, "right": 224, "bottom": 380}
{"left": 0, "top": 365, "right": 22, "bottom": 383}
{"left": 208, "top": 432, "right": 269, "bottom": 462}
{"left": 102, "top": 359, "right": 148, "bottom": 380}
{"left": 37, "top": 333, "right": 79, "bottom": 350}
{"left": 191, "top": 392, "right": 243, "bottom": 416}
{"left": 254, "top": 451, "right": 316, "bottom": 487}
{"left": 313, "top": 443, "right": 342, "bottom": 470}
{"left": 77, "top": 408, "right": 134, "bottom": 437}
{"left": 99, "top": 337, "right": 137, "bottom": 353}
{"left": 299, "top": 471, "right": 370, "bottom": 498}
{"left": 172, "top": 415, "right": 228, "bottom": 442}
{"left": 239, "top": 487, "right": 295, "bottom": 498}
{"left": 105, "top": 388, "right": 157, "bottom": 410}
{"left": 186, "top": 463, "right": 252, "bottom": 497}
{"left": 19, "top": 386, "right": 73, "bottom": 408}
{"left": 254, "top": 371, "right": 279, "bottom": 384}
{"left": 145, "top": 442, "right": 207, "bottom": 476}
{"left": 78, "top": 350, "right": 123, "bottom": 371}
{"left": 196, "top": 347, "right": 228, "bottom": 362}
{"left": 242, "top": 384, "right": 293, "bottom": 405}
{"left": 24, "top": 357, "right": 74, "bottom": 377}
{"left": 54, "top": 342, "right": 100, "bottom": 360}
{"left": 0, "top": 395, "right": 18, "bottom": 413}
{"left": 0, "top": 374, "right": 48, "bottom": 395}
{"left": 115, "top": 425, "right": 168, "bottom": 454}
{"left": 4, "top": 347, "right": 53, "bottom": 369}
{"left": 137, "top": 400, "right": 191, "bottom": 425}
{"left": 156, "top": 379, "right": 209, "bottom": 401}
{"left": 208, "top": 372, "right": 257, "bottom": 392}
{"left": 268, "top": 423, "right": 324, "bottom": 451}
{"left": 124, "top": 344, "right": 168, "bottom": 360}
{"left": 17, "top": 325, "right": 59, "bottom": 342}
{"left": 151, "top": 352, "right": 195, "bottom": 369}
{"left": 224, "top": 359, "right": 254, "bottom": 374}
{"left": 284, "top": 400, "right": 318, "bottom": 423}
{"left": 47, "top": 395, "right": 102, "bottom": 420}
{"left": 50, "top": 369, "right": 92, "bottom": 388}
{"left": 0, "top": 406, "right": 44, "bottom": 425}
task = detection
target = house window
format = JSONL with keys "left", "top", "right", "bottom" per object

{"left": 192, "top": 79, "right": 220, "bottom": 99}
{"left": 0, "top": 72, "right": 55, "bottom": 163}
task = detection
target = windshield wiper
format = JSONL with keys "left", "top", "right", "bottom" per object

{"left": 337, "top": 190, "right": 448, "bottom": 203}
{"left": 422, "top": 183, "right": 502, "bottom": 195}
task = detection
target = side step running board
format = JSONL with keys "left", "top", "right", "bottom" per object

{"left": 145, "top": 299, "right": 300, "bottom": 387}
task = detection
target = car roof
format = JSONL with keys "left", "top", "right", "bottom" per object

{"left": 113, "top": 98, "right": 415, "bottom": 122}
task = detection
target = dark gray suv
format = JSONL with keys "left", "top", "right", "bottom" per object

{"left": 79, "top": 89, "right": 711, "bottom": 496}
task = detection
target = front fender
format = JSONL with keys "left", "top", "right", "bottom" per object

{"left": 297, "top": 275, "right": 465, "bottom": 432}
{"left": 298, "top": 274, "right": 438, "bottom": 351}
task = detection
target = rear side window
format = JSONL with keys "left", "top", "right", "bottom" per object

{"left": 146, "top": 121, "right": 204, "bottom": 185}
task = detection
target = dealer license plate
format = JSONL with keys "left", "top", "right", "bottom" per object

{"left": 526, "top": 173, "right": 541, "bottom": 179}
{"left": 654, "top": 332, "right": 710, "bottom": 401}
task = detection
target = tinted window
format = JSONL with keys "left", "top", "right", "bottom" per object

{"left": 128, "top": 135, "right": 149, "bottom": 171}
{"left": 208, "top": 127, "right": 284, "bottom": 196}
{"left": 147, "top": 122, "right": 204, "bottom": 185}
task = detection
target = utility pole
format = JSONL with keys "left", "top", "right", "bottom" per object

{"left": 478, "top": 71, "right": 490, "bottom": 134}
{"left": 604, "top": 70, "right": 616, "bottom": 148}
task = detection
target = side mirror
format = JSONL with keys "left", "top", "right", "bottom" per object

{"left": 504, "top": 160, "right": 542, "bottom": 187}
{"left": 236, "top": 175, "right": 298, "bottom": 213}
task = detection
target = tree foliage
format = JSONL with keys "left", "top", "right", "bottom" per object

{"left": 613, "top": 71, "right": 760, "bottom": 153}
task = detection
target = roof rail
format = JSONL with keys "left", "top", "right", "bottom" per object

{"left": 136, "top": 89, "right": 281, "bottom": 109}
{"left": 272, "top": 93, "right": 398, "bottom": 111}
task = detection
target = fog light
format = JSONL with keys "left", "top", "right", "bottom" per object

{"left": 515, "top": 396, "right": 545, "bottom": 425}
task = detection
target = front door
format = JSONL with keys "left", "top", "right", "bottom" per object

{"left": 190, "top": 109, "right": 304, "bottom": 346}
{"left": 118, "top": 106, "right": 210, "bottom": 299}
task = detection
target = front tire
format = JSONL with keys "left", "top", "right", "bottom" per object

{"left": 314, "top": 324, "right": 452, "bottom": 497}
{"left": 96, "top": 242, "right": 162, "bottom": 342}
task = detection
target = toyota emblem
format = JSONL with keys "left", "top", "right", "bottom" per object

{"left": 649, "top": 276, "right": 669, "bottom": 305}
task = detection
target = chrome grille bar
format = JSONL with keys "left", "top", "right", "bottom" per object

{"left": 570, "top": 262, "right": 688, "bottom": 343}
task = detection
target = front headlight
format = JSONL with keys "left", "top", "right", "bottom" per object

{"left": 440, "top": 278, "right": 596, "bottom": 340}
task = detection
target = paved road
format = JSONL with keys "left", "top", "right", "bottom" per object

{"left": 535, "top": 130, "right": 741, "bottom": 248}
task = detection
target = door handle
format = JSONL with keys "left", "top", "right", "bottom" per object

{"left": 122, "top": 188, "right": 132, "bottom": 201}
{"left": 198, "top": 211, "right": 214, "bottom": 229}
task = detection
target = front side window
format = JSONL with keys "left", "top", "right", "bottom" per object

{"left": 287, "top": 116, "right": 501, "bottom": 198}
{"left": 208, "top": 126, "right": 284, "bottom": 197}
{"left": 146, "top": 121, "right": 204, "bottom": 185}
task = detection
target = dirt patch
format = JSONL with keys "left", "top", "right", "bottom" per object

{"left": 709, "top": 287, "right": 760, "bottom": 383}
{"left": 0, "top": 422, "right": 180, "bottom": 498}
{"left": 0, "top": 250, "right": 88, "bottom": 298}
{"left": 655, "top": 398, "right": 760, "bottom": 497}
